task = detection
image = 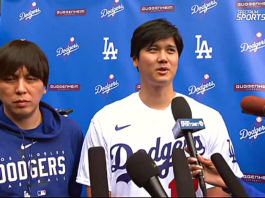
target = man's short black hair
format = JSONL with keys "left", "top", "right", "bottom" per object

{"left": 0, "top": 40, "right": 49, "bottom": 87}
{"left": 130, "top": 18, "right": 184, "bottom": 60}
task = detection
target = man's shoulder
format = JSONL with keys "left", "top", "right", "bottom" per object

{"left": 175, "top": 92, "right": 221, "bottom": 118}
{"left": 60, "top": 116, "right": 83, "bottom": 135}
{"left": 93, "top": 92, "right": 138, "bottom": 119}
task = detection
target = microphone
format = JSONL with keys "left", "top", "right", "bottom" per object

{"left": 126, "top": 151, "right": 168, "bottom": 197}
{"left": 240, "top": 96, "right": 265, "bottom": 116}
{"left": 171, "top": 97, "right": 207, "bottom": 197}
{"left": 58, "top": 108, "right": 73, "bottom": 115}
{"left": 88, "top": 147, "right": 109, "bottom": 197}
{"left": 211, "top": 153, "right": 248, "bottom": 197}
{"left": 172, "top": 148, "right": 197, "bottom": 197}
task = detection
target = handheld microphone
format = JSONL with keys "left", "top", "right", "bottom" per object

{"left": 171, "top": 97, "right": 207, "bottom": 197}
{"left": 88, "top": 147, "right": 109, "bottom": 197}
{"left": 126, "top": 151, "right": 168, "bottom": 197}
{"left": 172, "top": 148, "right": 197, "bottom": 197}
{"left": 211, "top": 153, "right": 248, "bottom": 197}
{"left": 240, "top": 96, "right": 265, "bottom": 117}
{"left": 58, "top": 108, "right": 73, "bottom": 115}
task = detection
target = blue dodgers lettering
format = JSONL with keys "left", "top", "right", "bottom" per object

{"left": 110, "top": 136, "right": 205, "bottom": 184}
{"left": 227, "top": 139, "right": 237, "bottom": 163}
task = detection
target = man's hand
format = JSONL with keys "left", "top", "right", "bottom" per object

{"left": 185, "top": 147, "right": 227, "bottom": 189}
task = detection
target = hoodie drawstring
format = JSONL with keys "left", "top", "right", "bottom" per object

{"left": 19, "top": 130, "right": 33, "bottom": 196}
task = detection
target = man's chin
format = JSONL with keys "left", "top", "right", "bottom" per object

{"left": 153, "top": 77, "right": 173, "bottom": 86}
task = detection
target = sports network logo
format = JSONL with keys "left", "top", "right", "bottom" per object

{"left": 180, "top": 120, "right": 204, "bottom": 128}
{"left": 95, "top": 74, "right": 119, "bottom": 100}
{"left": 239, "top": 116, "right": 265, "bottom": 146}
{"left": 240, "top": 32, "right": 265, "bottom": 57}
{"left": 19, "top": 2, "right": 41, "bottom": 24}
{"left": 236, "top": 1, "right": 265, "bottom": 21}
{"left": 101, "top": 0, "right": 124, "bottom": 22}
{"left": 188, "top": 74, "right": 216, "bottom": 101}
{"left": 56, "top": 37, "right": 79, "bottom": 61}
{"left": 191, "top": 0, "right": 218, "bottom": 19}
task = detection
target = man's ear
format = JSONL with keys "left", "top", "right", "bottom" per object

{"left": 131, "top": 57, "right": 138, "bottom": 68}
{"left": 43, "top": 87, "right": 47, "bottom": 94}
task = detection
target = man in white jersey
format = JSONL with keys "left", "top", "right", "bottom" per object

{"left": 76, "top": 18, "right": 243, "bottom": 197}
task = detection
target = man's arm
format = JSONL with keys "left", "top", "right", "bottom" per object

{"left": 206, "top": 112, "right": 243, "bottom": 197}
{"left": 76, "top": 118, "right": 112, "bottom": 197}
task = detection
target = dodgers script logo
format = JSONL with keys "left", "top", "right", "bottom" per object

{"left": 188, "top": 74, "right": 215, "bottom": 101}
{"left": 191, "top": 0, "right": 217, "bottom": 19}
{"left": 56, "top": 37, "right": 79, "bottom": 61}
{"left": 19, "top": 2, "right": 41, "bottom": 24}
{"left": 110, "top": 136, "right": 206, "bottom": 184}
{"left": 240, "top": 117, "right": 265, "bottom": 146}
{"left": 95, "top": 74, "right": 119, "bottom": 100}
{"left": 101, "top": 0, "right": 124, "bottom": 22}
{"left": 241, "top": 32, "right": 265, "bottom": 57}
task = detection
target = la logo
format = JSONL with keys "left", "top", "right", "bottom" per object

{"left": 103, "top": 37, "right": 118, "bottom": 60}
{"left": 195, "top": 35, "right": 212, "bottom": 59}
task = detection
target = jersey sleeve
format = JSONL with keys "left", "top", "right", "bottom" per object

{"left": 76, "top": 117, "right": 112, "bottom": 191}
{"left": 206, "top": 112, "right": 244, "bottom": 189}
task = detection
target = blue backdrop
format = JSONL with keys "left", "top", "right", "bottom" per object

{"left": 1, "top": 0, "right": 265, "bottom": 196}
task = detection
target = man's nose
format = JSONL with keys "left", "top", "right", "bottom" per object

{"left": 15, "top": 79, "right": 27, "bottom": 94}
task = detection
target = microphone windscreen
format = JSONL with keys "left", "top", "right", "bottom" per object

{"left": 126, "top": 151, "right": 159, "bottom": 188}
{"left": 171, "top": 97, "right": 192, "bottom": 121}
{"left": 240, "top": 96, "right": 265, "bottom": 116}
{"left": 88, "top": 147, "right": 109, "bottom": 197}
{"left": 211, "top": 153, "right": 248, "bottom": 197}
{"left": 172, "top": 148, "right": 196, "bottom": 197}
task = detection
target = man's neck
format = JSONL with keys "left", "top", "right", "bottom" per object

{"left": 139, "top": 82, "right": 176, "bottom": 110}
{"left": 4, "top": 107, "right": 42, "bottom": 130}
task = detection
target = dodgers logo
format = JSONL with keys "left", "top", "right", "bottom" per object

{"left": 101, "top": 0, "right": 124, "bottom": 22}
{"left": 95, "top": 74, "right": 119, "bottom": 100}
{"left": 241, "top": 32, "right": 265, "bottom": 57}
{"left": 191, "top": 0, "right": 218, "bottom": 19}
{"left": 240, "top": 116, "right": 265, "bottom": 146}
{"left": 227, "top": 139, "right": 237, "bottom": 163}
{"left": 188, "top": 74, "right": 215, "bottom": 101}
{"left": 110, "top": 136, "right": 206, "bottom": 184}
{"left": 56, "top": 37, "right": 79, "bottom": 61}
{"left": 19, "top": 2, "right": 41, "bottom": 24}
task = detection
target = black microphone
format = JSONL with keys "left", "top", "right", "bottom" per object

{"left": 88, "top": 147, "right": 109, "bottom": 197}
{"left": 172, "top": 148, "right": 196, "bottom": 197}
{"left": 211, "top": 153, "right": 248, "bottom": 197}
{"left": 171, "top": 97, "right": 207, "bottom": 197}
{"left": 58, "top": 108, "right": 73, "bottom": 115}
{"left": 126, "top": 151, "right": 168, "bottom": 197}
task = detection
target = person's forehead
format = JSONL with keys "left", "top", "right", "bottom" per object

{"left": 14, "top": 67, "right": 30, "bottom": 75}
{"left": 152, "top": 39, "right": 176, "bottom": 46}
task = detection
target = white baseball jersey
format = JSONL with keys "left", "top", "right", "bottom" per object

{"left": 76, "top": 92, "right": 243, "bottom": 197}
